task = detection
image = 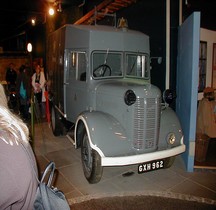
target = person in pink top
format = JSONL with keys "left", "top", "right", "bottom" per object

{"left": 0, "top": 83, "right": 38, "bottom": 209}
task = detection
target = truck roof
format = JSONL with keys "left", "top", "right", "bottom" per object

{"left": 69, "top": 24, "right": 145, "bottom": 35}
{"left": 56, "top": 24, "right": 150, "bottom": 53}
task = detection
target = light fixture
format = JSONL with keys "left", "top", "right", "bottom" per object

{"left": 31, "top": 18, "right": 36, "bottom": 26}
{"left": 27, "top": 43, "right": 32, "bottom": 53}
{"left": 29, "top": 12, "right": 46, "bottom": 25}
{"left": 49, "top": 7, "right": 55, "bottom": 16}
{"left": 117, "top": 17, "right": 128, "bottom": 29}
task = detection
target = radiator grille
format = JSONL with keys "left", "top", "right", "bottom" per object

{"left": 133, "top": 97, "right": 160, "bottom": 150}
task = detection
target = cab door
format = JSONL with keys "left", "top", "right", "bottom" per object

{"left": 64, "top": 51, "right": 87, "bottom": 123}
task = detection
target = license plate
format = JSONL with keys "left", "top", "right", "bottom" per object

{"left": 138, "top": 159, "right": 164, "bottom": 174}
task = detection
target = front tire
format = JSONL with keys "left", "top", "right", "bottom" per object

{"left": 81, "top": 129, "right": 103, "bottom": 184}
{"left": 51, "top": 105, "right": 63, "bottom": 136}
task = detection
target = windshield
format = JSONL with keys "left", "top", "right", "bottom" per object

{"left": 126, "top": 53, "right": 149, "bottom": 79}
{"left": 92, "top": 51, "right": 149, "bottom": 79}
{"left": 92, "top": 51, "right": 122, "bottom": 78}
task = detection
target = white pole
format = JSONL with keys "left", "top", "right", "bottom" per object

{"left": 166, "top": 0, "right": 170, "bottom": 89}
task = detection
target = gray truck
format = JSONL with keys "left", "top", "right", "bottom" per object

{"left": 47, "top": 24, "right": 185, "bottom": 183}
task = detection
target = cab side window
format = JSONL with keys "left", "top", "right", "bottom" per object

{"left": 77, "top": 53, "right": 86, "bottom": 81}
{"left": 70, "top": 52, "right": 86, "bottom": 81}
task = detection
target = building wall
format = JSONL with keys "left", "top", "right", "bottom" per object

{"left": 198, "top": 28, "right": 216, "bottom": 100}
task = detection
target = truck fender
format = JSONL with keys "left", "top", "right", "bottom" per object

{"left": 75, "top": 111, "right": 132, "bottom": 157}
{"left": 159, "top": 106, "right": 184, "bottom": 147}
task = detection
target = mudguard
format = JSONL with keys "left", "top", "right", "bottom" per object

{"left": 75, "top": 111, "right": 133, "bottom": 157}
{"left": 159, "top": 106, "right": 184, "bottom": 148}
{"left": 74, "top": 108, "right": 185, "bottom": 167}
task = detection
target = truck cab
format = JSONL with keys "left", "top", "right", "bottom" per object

{"left": 47, "top": 24, "right": 185, "bottom": 183}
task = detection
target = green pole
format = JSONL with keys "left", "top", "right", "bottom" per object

{"left": 31, "top": 94, "right": 34, "bottom": 146}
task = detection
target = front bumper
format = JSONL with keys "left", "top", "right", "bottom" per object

{"left": 101, "top": 140, "right": 185, "bottom": 166}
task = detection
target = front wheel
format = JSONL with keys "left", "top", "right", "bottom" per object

{"left": 81, "top": 129, "right": 103, "bottom": 184}
{"left": 51, "top": 105, "right": 63, "bottom": 136}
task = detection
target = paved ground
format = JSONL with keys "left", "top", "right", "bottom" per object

{"left": 69, "top": 194, "right": 216, "bottom": 210}
{"left": 32, "top": 122, "right": 216, "bottom": 209}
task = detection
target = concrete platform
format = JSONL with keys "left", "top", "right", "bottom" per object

{"left": 32, "top": 122, "right": 216, "bottom": 206}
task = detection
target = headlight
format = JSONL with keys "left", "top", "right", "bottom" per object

{"left": 163, "top": 89, "right": 176, "bottom": 105}
{"left": 124, "top": 90, "right": 136, "bottom": 106}
{"left": 167, "top": 133, "right": 176, "bottom": 145}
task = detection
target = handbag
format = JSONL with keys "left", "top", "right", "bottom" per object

{"left": 33, "top": 161, "right": 70, "bottom": 210}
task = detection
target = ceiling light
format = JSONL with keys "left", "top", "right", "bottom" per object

{"left": 27, "top": 43, "right": 32, "bottom": 53}
{"left": 49, "top": 7, "right": 55, "bottom": 16}
{"left": 31, "top": 18, "right": 36, "bottom": 26}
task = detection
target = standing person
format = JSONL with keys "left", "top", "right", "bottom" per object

{"left": 16, "top": 65, "right": 31, "bottom": 120}
{"left": 0, "top": 83, "right": 38, "bottom": 209}
{"left": 5, "top": 63, "right": 17, "bottom": 91}
{"left": 32, "top": 64, "right": 46, "bottom": 118}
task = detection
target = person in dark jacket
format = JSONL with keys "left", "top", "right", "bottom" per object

{"left": 5, "top": 63, "right": 17, "bottom": 91}
{"left": 16, "top": 65, "right": 31, "bottom": 120}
